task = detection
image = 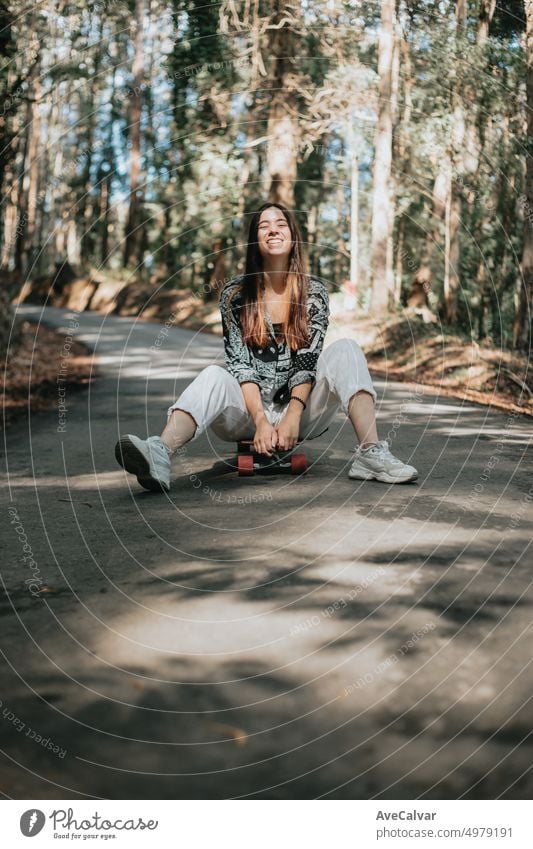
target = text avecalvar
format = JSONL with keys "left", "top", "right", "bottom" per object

{"left": 376, "top": 811, "right": 436, "bottom": 821}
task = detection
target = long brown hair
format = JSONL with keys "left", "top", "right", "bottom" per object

{"left": 237, "top": 203, "right": 309, "bottom": 351}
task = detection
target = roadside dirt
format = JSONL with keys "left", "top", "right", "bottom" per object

{"left": 2, "top": 320, "right": 95, "bottom": 427}
{"left": 361, "top": 314, "right": 533, "bottom": 418}
{"left": 13, "top": 267, "right": 533, "bottom": 417}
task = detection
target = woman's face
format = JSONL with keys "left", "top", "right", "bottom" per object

{"left": 256, "top": 207, "right": 293, "bottom": 261}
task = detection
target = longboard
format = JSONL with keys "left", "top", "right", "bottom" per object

{"left": 236, "top": 440, "right": 307, "bottom": 476}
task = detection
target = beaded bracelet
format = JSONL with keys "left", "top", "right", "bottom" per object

{"left": 289, "top": 395, "right": 307, "bottom": 411}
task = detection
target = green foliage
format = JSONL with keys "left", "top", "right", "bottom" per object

{"left": 0, "top": 0, "right": 529, "bottom": 346}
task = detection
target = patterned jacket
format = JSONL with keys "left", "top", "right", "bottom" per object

{"left": 219, "top": 275, "right": 330, "bottom": 405}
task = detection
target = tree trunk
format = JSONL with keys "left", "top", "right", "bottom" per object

{"left": 307, "top": 201, "right": 320, "bottom": 276}
{"left": 334, "top": 183, "right": 347, "bottom": 287}
{"left": 443, "top": 181, "right": 461, "bottom": 324}
{"left": 0, "top": 1, "right": 23, "bottom": 256}
{"left": 98, "top": 63, "right": 117, "bottom": 267}
{"left": 395, "top": 34, "right": 413, "bottom": 302}
{"left": 14, "top": 75, "right": 41, "bottom": 277}
{"left": 239, "top": 90, "right": 262, "bottom": 244}
{"left": 349, "top": 148, "right": 359, "bottom": 291}
{"left": 1, "top": 127, "right": 20, "bottom": 270}
{"left": 443, "top": 0, "right": 467, "bottom": 324}
{"left": 35, "top": 101, "right": 49, "bottom": 276}
{"left": 476, "top": 260, "right": 488, "bottom": 339}
{"left": 265, "top": 0, "right": 300, "bottom": 208}
{"left": 370, "top": 0, "right": 395, "bottom": 315}
{"left": 124, "top": 0, "right": 145, "bottom": 267}
{"left": 514, "top": 0, "right": 533, "bottom": 349}
{"left": 79, "top": 11, "right": 106, "bottom": 262}
{"left": 394, "top": 216, "right": 405, "bottom": 303}
{"left": 99, "top": 170, "right": 111, "bottom": 266}
{"left": 477, "top": 0, "right": 497, "bottom": 42}
{"left": 388, "top": 21, "right": 400, "bottom": 306}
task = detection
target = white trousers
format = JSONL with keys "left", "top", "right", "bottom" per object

{"left": 167, "top": 338, "right": 377, "bottom": 443}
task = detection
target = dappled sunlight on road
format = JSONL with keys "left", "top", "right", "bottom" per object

{"left": 3, "top": 306, "right": 532, "bottom": 799}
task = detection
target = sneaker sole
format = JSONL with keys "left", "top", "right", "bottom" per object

{"left": 115, "top": 437, "right": 169, "bottom": 492}
{"left": 349, "top": 466, "right": 418, "bottom": 484}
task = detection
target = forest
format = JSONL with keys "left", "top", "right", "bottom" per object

{"left": 0, "top": 0, "right": 532, "bottom": 352}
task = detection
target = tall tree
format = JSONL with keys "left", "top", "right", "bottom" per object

{"left": 78, "top": 8, "right": 107, "bottom": 260}
{"left": 14, "top": 26, "right": 41, "bottom": 278}
{"left": 370, "top": 0, "right": 395, "bottom": 315}
{"left": 442, "top": 0, "right": 467, "bottom": 325}
{"left": 265, "top": 0, "right": 301, "bottom": 208}
{"left": 123, "top": 0, "right": 145, "bottom": 267}
{"left": 514, "top": 0, "right": 533, "bottom": 349}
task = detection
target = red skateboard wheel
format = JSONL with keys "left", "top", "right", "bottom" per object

{"left": 291, "top": 453, "right": 307, "bottom": 475}
{"left": 237, "top": 454, "right": 254, "bottom": 476}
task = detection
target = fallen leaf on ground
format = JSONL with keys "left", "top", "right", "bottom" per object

{"left": 207, "top": 722, "right": 248, "bottom": 747}
{"left": 57, "top": 498, "right": 93, "bottom": 508}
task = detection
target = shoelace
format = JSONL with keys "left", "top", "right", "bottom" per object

{"left": 365, "top": 441, "right": 402, "bottom": 465}
{"left": 148, "top": 438, "right": 169, "bottom": 460}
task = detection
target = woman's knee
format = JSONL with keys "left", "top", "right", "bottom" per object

{"left": 324, "top": 337, "right": 366, "bottom": 364}
{"left": 196, "top": 364, "right": 231, "bottom": 385}
{"left": 194, "top": 364, "right": 241, "bottom": 409}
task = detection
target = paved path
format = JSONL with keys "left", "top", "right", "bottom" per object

{"left": 2, "top": 305, "right": 532, "bottom": 799}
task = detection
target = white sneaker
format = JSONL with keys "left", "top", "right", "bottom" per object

{"left": 115, "top": 434, "right": 171, "bottom": 492}
{"left": 348, "top": 440, "right": 418, "bottom": 484}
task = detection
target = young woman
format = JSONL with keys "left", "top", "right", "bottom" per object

{"left": 115, "top": 202, "right": 417, "bottom": 491}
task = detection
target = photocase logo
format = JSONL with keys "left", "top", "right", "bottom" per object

{"left": 20, "top": 809, "right": 45, "bottom": 837}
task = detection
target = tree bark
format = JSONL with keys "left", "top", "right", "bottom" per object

{"left": 349, "top": 146, "right": 359, "bottom": 294}
{"left": 443, "top": 0, "right": 467, "bottom": 324}
{"left": 334, "top": 183, "right": 348, "bottom": 287}
{"left": 124, "top": 0, "right": 145, "bottom": 267}
{"left": 239, "top": 90, "right": 262, "bottom": 244}
{"left": 477, "top": 0, "right": 496, "bottom": 42}
{"left": 14, "top": 76, "right": 41, "bottom": 277}
{"left": 388, "top": 21, "right": 400, "bottom": 305}
{"left": 514, "top": 0, "right": 533, "bottom": 349}
{"left": 370, "top": 0, "right": 395, "bottom": 315}
{"left": 79, "top": 10, "right": 106, "bottom": 262}
{"left": 265, "top": 0, "right": 300, "bottom": 208}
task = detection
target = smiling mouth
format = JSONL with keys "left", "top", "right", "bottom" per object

{"left": 267, "top": 238, "right": 283, "bottom": 245}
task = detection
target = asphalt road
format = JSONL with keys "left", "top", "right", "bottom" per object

{"left": 1, "top": 305, "right": 532, "bottom": 799}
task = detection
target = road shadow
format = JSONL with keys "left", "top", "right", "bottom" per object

{"left": 2, "top": 311, "right": 532, "bottom": 798}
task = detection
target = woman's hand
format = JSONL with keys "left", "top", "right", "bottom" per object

{"left": 253, "top": 414, "right": 277, "bottom": 456}
{"left": 276, "top": 409, "right": 301, "bottom": 451}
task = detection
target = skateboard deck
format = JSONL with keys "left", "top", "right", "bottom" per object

{"left": 236, "top": 440, "right": 307, "bottom": 476}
